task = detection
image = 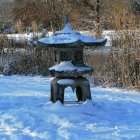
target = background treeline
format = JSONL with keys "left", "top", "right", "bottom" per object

{"left": 0, "top": 0, "right": 140, "bottom": 32}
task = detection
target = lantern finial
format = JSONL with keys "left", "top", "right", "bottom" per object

{"left": 64, "top": 15, "right": 69, "bottom": 26}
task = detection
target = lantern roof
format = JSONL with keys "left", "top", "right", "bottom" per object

{"left": 38, "top": 19, "right": 107, "bottom": 47}
{"left": 49, "top": 61, "right": 93, "bottom": 78}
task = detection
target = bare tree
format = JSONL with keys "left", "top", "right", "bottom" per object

{"left": 0, "top": 0, "right": 14, "bottom": 32}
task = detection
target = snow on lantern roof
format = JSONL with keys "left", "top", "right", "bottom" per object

{"left": 38, "top": 22, "right": 107, "bottom": 47}
{"left": 49, "top": 61, "right": 93, "bottom": 72}
{"left": 55, "top": 23, "right": 74, "bottom": 35}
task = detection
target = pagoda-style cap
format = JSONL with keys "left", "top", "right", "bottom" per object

{"left": 38, "top": 17, "right": 107, "bottom": 47}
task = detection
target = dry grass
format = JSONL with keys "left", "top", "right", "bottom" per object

{"left": 85, "top": 30, "right": 140, "bottom": 91}
{"left": 0, "top": 46, "right": 54, "bottom": 76}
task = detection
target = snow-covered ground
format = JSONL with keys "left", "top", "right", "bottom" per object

{"left": 0, "top": 75, "right": 140, "bottom": 140}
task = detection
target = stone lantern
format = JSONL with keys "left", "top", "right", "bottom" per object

{"left": 38, "top": 17, "right": 107, "bottom": 103}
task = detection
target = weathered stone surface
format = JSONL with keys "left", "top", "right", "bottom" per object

{"left": 50, "top": 77, "right": 92, "bottom": 103}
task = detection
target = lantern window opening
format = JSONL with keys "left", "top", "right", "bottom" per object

{"left": 60, "top": 51, "right": 72, "bottom": 61}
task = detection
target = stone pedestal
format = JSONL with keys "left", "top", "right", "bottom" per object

{"left": 50, "top": 77, "right": 92, "bottom": 103}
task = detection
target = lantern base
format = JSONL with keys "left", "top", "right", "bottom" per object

{"left": 50, "top": 77, "right": 92, "bottom": 103}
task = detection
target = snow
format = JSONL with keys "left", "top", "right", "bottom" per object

{"left": 39, "top": 33, "right": 78, "bottom": 44}
{"left": 7, "top": 33, "right": 39, "bottom": 43}
{"left": 57, "top": 79, "right": 75, "bottom": 85}
{"left": 6, "top": 29, "right": 139, "bottom": 48}
{"left": 49, "top": 61, "right": 93, "bottom": 72}
{"left": 6, "top": 30, "right": 117, "bottom": 48}
{"left": 55, "top": 23, "right": 74, "bottom": 34}
{"left": 0, "top": 75, "right": 140, "bottom": 139}
{"left": 6, "top": 32, "right": 53, "bottom": 44}
{"left": 38, "top": 23, "right": 107, "bottom": 45}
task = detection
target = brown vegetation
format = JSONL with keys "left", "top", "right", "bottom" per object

{"left": 105, "top": 31, "right": 140, "bottom": 90}
{"left": 0, "top": 46, "right": 54, "bottom": 76}
{"left": 0, "top": 35, "right": 9, "bottom": 48}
